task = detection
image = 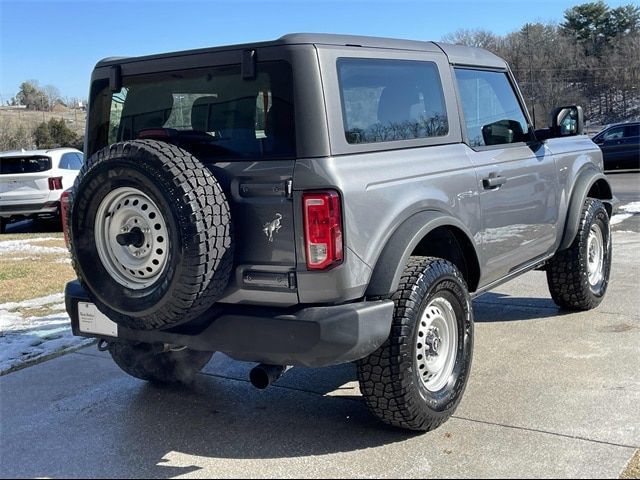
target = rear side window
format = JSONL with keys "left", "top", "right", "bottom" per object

{"left": 624, "top": 124, "right": 639, "bottom": 137}
{"left": 59, "top": 152, "right": 83, "bottom": 170}
{"left": 337, "top": 58, "right": 448, "bottom": 144}
{"left": 101, "top": 61, "right": 295, "bottom": 160}
{"left": 0, "top": 156, "right": 51, "bottom": 174}
{"left": 455, "top": 69, "right": 531, "bottom": 148}
{"left": 602, "top": 126, "right": 625, "bottom": 141}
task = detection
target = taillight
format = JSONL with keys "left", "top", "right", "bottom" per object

{"left": 61, "top": 189, "right": 71, "bottom": 248}
{"left": 303, "top": 190, "right": 343, "bottom": 270}
{"left": 48, "top": 176, "right": 63, "bottom": 190}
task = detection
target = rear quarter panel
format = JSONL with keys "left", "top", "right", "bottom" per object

{"left": 292, "top": 45, "right": 480, "bottom": 303}
{"left": 293, "top": 146, "right": 480, "bottom": 303}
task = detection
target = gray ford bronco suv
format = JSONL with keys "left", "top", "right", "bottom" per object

{"left": 65, "top": 34, "right": 614, "bottom": 431}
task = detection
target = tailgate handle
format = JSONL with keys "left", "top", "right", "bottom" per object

{"left": 239, "top": 182, "right": 288, "bottom": 198}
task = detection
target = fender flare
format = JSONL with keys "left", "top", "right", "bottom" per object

{"left": 559, "top": 168, "right": 613, "bottom": 251}
{"left": 365, "top": 210, "right": 479, "bottom": 297}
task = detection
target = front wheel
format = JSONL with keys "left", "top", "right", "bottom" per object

{"left": 546, "top": 198, "right": 612, "bottom": 311}
{"left": 357, "top": 257, "right": 474, "bottom": 431}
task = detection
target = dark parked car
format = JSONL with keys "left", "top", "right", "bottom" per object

{"left": 592, "top": 122, "right": 640, "bottom": 171}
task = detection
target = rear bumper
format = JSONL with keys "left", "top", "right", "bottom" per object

{"left": 65, "top": 280, "right": 394, "bottom": 367}
{"left": 0, "top": 201, "right": 59, "bottom": 218}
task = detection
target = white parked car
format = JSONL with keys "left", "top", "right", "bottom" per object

{"left": 0, "top": 148, "right": 84, "bottom": 233}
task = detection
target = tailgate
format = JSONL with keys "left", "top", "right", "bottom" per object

{"left": 210, "top": 160, "right": 298, "bottom": 306}
{"left": 0, "top": 156, "right": 52, "bottom": 203}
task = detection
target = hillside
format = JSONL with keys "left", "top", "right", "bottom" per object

{"left": 0, "top": 107, "right": 86, "bottom": 137}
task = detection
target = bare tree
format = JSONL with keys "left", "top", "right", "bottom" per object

{"left": 43, "top": 85, "right": 61, "bottom": 111}
{"left": 442, "top": 2, "right": 640, "bottom": 126}
{"left": 441, "top": 29, "right": 501, "bottom": 50}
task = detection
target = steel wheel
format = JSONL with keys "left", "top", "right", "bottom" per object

{"left": 416, "top": 296, "right": 459, "bottom": 392}
{"left": 587, "top": 223, "right": 604, "bottom": 286}
{"left": 546, "top": 198, "right": 612, "bottom": 311}
{"left": 94, "top": 186, "right": 169, "bottom": 290}
{"left": 357, "top": 257, "right": 474, "bottom": 431}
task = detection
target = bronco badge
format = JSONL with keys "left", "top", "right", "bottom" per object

{"left": 263, "top": 213, "right": 282, "bottom": 242}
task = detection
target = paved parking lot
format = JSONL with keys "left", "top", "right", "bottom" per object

{"left": 1, "top": 174, "right": 638, "bottom": 478}
{"left": 1, "top": 233, "right": 637, "bottom": 478}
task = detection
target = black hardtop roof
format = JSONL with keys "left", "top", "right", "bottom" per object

{"left": 95, "top": 33, "right": 507, "bottom": 69}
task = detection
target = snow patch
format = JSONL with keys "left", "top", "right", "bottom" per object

{"left": 611, "top": 213, "right": 633, "bottom": 225}
{"left": 620, "top": 202, "right": 640, "bottom": 214}
{"left": 17, "top": 237, "right": 60, "bottom": 243}
{"left": 0, "top": 239, "right": 67, "bottom": 255}
{"left": 0, "top": 307, "right": 91, "bottom": 374}
{"left": 0, "top": 293, "right": 65, "bottom": 312}
{"left": 610, "top": 202, "right": 640, "bottom": 226}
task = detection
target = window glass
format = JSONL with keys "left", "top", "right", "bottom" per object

{"left": 58, "top": 153, "right": 71, "bottom": 169}
{"left": 105, "top": 61, "right": 295, "bottom": 160}
{"left": 602, "top": 126, "right": 625, "bottom": 141}
{"left": 455, "top": 69, "right": 530, "bottom": 147}
{"left": 0, "top": 156, "right": 51, "bottom": 174}
{"left": 59, "top": 152, "right": 82, "bottom": 170}
{"left": 624, "top": 124, "right": 639, "bottom": 138}
{"left": 73, "top": 153, "right": 84, "bottom": 169}
{"left": 337, "top": 58, "right": 448, "bottom": 144}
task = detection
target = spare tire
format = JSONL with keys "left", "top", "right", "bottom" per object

{"left": 69, "top": 140, "right": 233, "bottom": 330}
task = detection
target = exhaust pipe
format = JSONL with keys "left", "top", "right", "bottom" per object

{"left": 249, "top": 364, "right": 292, "bottom": 389}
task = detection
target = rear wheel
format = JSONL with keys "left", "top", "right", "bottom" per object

{"left": 357, "top": 257, "right": 473, "bottom": 431}
{"left": 108, "top": 342, "right": 213, "bottom": 384}
{"left": 0, "top": 217, "right": 5, "bottom": 234}
{"left": 546, "top": 198, "right": 612, "bottom": 310}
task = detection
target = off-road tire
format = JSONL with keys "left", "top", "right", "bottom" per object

{"left": 357, "top": 257, "right": 474, "bottom": 431}
{"left": 69, "top": 140, "right": 233, "bottom": 330}
{"left": 109, "top": 342, "right": 213, "bottom": 384}
{"left": 546, "top": 198, "right": 611, "bottom": 310}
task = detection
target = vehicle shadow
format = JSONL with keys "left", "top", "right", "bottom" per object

{"left": 473, "top": 292, "right": 570, "bottom": 322}
{"left": 19, "top": 358, "right": 417, "bottom": 478}
{"left": 3, "top": 218, "right": 62, "bottom": 234}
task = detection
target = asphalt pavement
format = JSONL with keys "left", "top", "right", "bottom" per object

{"left": 1, "top": 173, "right": 638, "bottom": 478}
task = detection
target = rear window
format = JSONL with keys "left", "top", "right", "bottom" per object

{"left": 0, "top": 156, "right": 51, "bottom": 175}
{"left": 89, "top": 61, "right": 295, "bottom": 160}
{"left": 337, "top": 58, "right": 448, "bottom": 144}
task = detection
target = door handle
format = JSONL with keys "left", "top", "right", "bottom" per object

{"left": 482, "top": 175, "right": 507, "bottom": 189}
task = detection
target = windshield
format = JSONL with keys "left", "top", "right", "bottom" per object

{"left": 88, "top": 61, "right": 295, "bottom": 160}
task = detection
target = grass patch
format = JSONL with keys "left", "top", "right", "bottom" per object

{"left": 13, "top": 304, "right": 66, "bottom": 318}
{"left": 0, "top": 109, "right": 86, "bottom": 136}
{"left": 0, "top": 248, "right": 74, "bottom": 304}
{"left": 0, "top": 263, "right": 30, "bottom": 282}
{"left": 621, "top": 449, "right": 640, "bottom": 479}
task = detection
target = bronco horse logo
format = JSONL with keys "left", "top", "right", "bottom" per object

{"left": 263, "top": 213, "right": 283, "bottom": 242}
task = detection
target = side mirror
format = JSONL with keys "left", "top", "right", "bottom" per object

{"left": 550, "top": 105, "right": 584, "bottom": 136}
